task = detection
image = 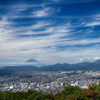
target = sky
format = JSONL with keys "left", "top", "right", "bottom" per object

{"left": 0, "top": 0, "right": 100, "bottom": 66}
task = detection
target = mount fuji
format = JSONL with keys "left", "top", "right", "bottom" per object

{"left": 25, "top": 59, "right": 46, "bottom": 67}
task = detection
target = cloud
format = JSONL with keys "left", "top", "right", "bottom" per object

{"left": 50, "top": 0, "right": 99, "bottom": 4}
{"left": 0, "top": 17, "right": 14, "bottom": 42}
{"left": 94, "top": 57, "right": 100, "bottom": 60}
{"left": 51, "top": 0, "right": 60, "bottom": 2}
{"left": 12, "top": 21, "right": 52, "bottom": 33}
{"left": 33, "top": 7, "right": 55, "bottom": 17}
{"left": 57, "top": 38, "right": 100, "bottom": 46}
{"left": 85, "top": 13, "right": 100, "bottom": 27}
{"left": 34, "top": 10, "right": 48, "bottom": 17}
{"left": 2, "top": 3, "right": 52, "bottom": 18}
{"left": 86, "top": 21, "right": 100, "bottom": 26}
{"left": 0, "top": 16, "right": 100, "bottom": 65}
{"left": 0, "top": 0, "right": 100, "bottom": 66}
{"left": 79, "top": 59, "right": 84, "bottom": 61}
{"left": 0, "top": 17, "right": 10, "bottom": 26}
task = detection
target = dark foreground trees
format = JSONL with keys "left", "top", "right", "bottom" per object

{"left": 1, "top": 83, "right": 100, "bottom": 100}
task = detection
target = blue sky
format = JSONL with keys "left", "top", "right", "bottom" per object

{"left": 0, "top": 0, "right": 100, "bottom": 66}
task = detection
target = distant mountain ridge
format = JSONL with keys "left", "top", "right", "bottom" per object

{"left": 0, "top": 59, "right": 100, "bottom": 75}
{"left": 39, "top": 60, "right": 100, "bottom": 71}
{"left": 3, "top": 65, "right": 38, "bottom": 72}
{"left": 93, "top": 59, "right": 100, "bottom": 64}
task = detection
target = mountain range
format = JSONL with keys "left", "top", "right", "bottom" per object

{"left": 0, "top": 59, "right": 100, "bottom": 75}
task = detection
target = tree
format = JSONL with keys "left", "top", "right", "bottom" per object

{"left": 3, "top": 91, "right": 13, "bottom": 100}
{"left": 61, "top": 86, "right": 79, "bottom": 95}
{"left": 89, "top": 83, "right": 100, "bottom": 91}
{"left": 0, "top": 92, "right": 3, "bottom": 100}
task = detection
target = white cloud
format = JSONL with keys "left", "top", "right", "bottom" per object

{"left": 94, "top": 57, "right": 100, "bottom": 60}
{"left": 52, "top": 0, "right": 60, "bottom": 2}
{"left": 0, "top": 17, "right": 14, "bottom": 42}
{"left": 86, "top": 21, "right": 100, "bottom": 26}
{"left": 1, "top": 27, "right": 100, "bottom": 65}
{"left": 85, "top": 13, "right": 100, "bottom": 27}
{"left": 33, "top": 7, "right": 55, "bottom": 17}
{"left": 13, "top": 22, "right": 70, "bottom": 36}
{"left": 94, "top": 14, "right": 100, "bottom": 20}
{"left": 31, "top": 21, "right": 51, "bottom": 29}
{"left": 50, "top": 0, "right": 98, "bottom": 4}
{"left": 0, "top": 17, "right": 100, "bottom": 64}
{"left": 1, "top": 35, "right": 100, "bottom": 65}
{"left": 4, "top": 3, "right": 53, "bottom": 19}
{"left": 1, "top": 10, "right": 100, "bottom": 65}
{"left": 56, "top": 38, "right": 100, "bottom": 46}
{"left": 79, "top": 59, "right": 84, "bottom": 61}
{"left": 34, "top": 10, "right": 48, "bottom": 17}
{"left": 0, "top": 17, "right": 10, "bottom": 26}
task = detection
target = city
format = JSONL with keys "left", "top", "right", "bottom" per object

{"left": 0, "top": 70, "right": 100, "bottom": 94}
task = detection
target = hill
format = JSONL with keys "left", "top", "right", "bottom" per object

{"left": 3, "top": 65, "right": 39, "bottom": 72}
{"left": 1, "top": 59, "right": 100, "bottom": 74}
{"left": 39, "top": 60, "right": 100, "bottom": 71}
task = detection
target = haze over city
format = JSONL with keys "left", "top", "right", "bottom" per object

{"left": 0, "top": 0, "right": 100, "bottom": 66}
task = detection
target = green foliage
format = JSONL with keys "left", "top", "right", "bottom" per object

{"left": 88, "top": 83, "right": 100, "bottom": 91}
{"left": 26, "top": 90, "right": 34, "bottom": 96}
{"left": 3, "top": 91, "right": 13, "bottom": 100}
{"left": 9, "top": 91, "right": 27, "bottom": 100}
{"left": 95, "top": 94, "right": 100, "bottom": 100}
{"left": 0, "top": 92, "right": 3, "bottom": 100}
{"left": 61, "top": 86, "right": 79, "bottom": 95}
{"left": 74, "top": 94, "right": 89, "bottom": 100}
{"left": 28, "top": 90, "right": 41, "bottom": 100}
{"left": 55, "top": 97, "right": 66, "bottom": 100}
{"left": 28, "top": 91, "right": 54, "bottom": 100}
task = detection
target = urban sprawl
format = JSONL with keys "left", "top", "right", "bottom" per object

{"left": 0, "top": 71, "right": 100, "bottom": 94}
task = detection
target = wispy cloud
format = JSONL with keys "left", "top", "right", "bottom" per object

{"left": 0, "top": 0, "right": 100, "bottom": 65}
{"left": 86, "top": 21, "right": 100, "bottom": 26}
{"left": 94, "top": 57, "right": 100, "bottom": 60}
{"left": 0, "top": 17, "right": 10, "bottom": 26}
{"left": 34, "top": 10, "right": 48, "bottom": 17}
{"left": 0, "top": 17, "right": 14, "bottom": 42}
{"left": 50, "top": 0, "right": 99, "bottom": 4}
